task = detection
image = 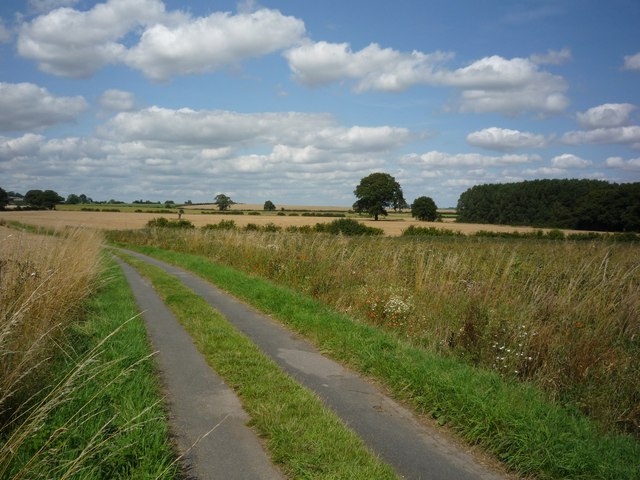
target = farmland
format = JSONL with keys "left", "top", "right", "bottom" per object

{"left": 0, "top": 207, "right": 596, "bottom": 236}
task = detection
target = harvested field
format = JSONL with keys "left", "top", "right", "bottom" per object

{"left": 0, "top": 209, "right": 591, "bottom": 236}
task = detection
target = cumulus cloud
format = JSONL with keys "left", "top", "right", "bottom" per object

{"left": 0, "top": 82, "right": 87, "bottom": 131}
{"left": 0, "top": 133, "right": 46, "bottom": 160}
{"left": 605, "top": 156, "right": 640, "bottom": 170}
{"left": 27, "top": 0, "right": 81, "bottom": 13}
{"left": 285, "top": 42, "right": 568, "bottom": 115}
{"left": 400, "top": 151, "right": 541, "bottom": 168}
{"left": 284, "top": 41, "right": 451, "bottom": 92}
{"left": 99, "top": 106, "right": 410, "bottom": 152}
{"left": 0, "top": 18, "right": 12, "bottom": 43}
{"left": 99, "top": 89, "right": 136, "bottom": 111}
{"left": 530, "top": 48, "right": 571, "bottom": 65}
{"left": 17, "top": 0, "right": 304, "bottom": 80}
{"left": 125, "top": 8, "right": 305, "bottom": 80}
{"left": 562, "top": 126, "right": 640, "bottom": 145}
{"left": 551, "top": 153, "right": 591, "bottom": 168}
{"left": 577, "top": 103, "right": 636, "bottom": 129}
{"left": 623, "top": 52, "right": 640, "bottom": 71}
{"left": 521, "top": 166, "right": 566, "bottom": 176}
{"left": 466, "top": 127, "right": 547, "bottom": 151}
{"left": 17, "top": 0, "right": 172, "bottom": 77}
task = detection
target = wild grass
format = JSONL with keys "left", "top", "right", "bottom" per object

{"left": 0, "top": 227, "right": 177, "bottom": 478}
{"left": 114, "top": 244, "right": 640, "bottom": 479}
{"left": 107, "top": 227, "right": 640, "bottom": 438}
{"left": 117, "top": 252, "right": 397, "bottom": 479}
{"left": 0, "top": 227, "right": 102, "bottom": 417}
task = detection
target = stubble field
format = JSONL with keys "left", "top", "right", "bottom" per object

{"left": 0, "top": 208, "right": 590, "bottom": 236}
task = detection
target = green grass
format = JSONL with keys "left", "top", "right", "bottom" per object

{"left": 116, "top": 252, "right": 397, "bottom": 479}
{"left": 0, "top": 256, "right": 178, "bottom": 479}
{"left": 115, "top": 244, "right": 640, "bottom": 480}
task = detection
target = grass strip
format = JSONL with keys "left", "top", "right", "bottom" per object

{"left": 116, "top": 252, "right": 397, "bottom": 480}
{"left": 1, "top": 255, "right": 178, "bottom": 479}
{"left": 117, "top": 244, "right": 640, "bottom": 480}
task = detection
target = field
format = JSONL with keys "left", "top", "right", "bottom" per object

{"left": 107, "top": 226, "right": 640, "bottom": 439}
{"left": 0, "top": 208, "right": 592, "bottom": 236}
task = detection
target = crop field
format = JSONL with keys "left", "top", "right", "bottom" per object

{"left": 0, "top": 208, "right": 588, "bottom": 236}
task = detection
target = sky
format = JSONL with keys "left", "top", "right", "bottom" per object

{"left": 1, "top": 0, "right": 639, "bottom": 207}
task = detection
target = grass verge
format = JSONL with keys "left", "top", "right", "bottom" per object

{"left": 0, "top": 255, "right": 178, "bottom": 479}
{"left": 115, "top": 251, "right": 397, "bottom": 479}
{"left": 116, "top": 244, "right": 640, "bottom": 480}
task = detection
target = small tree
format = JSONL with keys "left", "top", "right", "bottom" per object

{"left": 353, "top": 172, "right": 405, "bottom": 221}
{"left": 411, "top": 196, "right": 439, "bottom": 221}
{"left": 66, "top": 193, "right": 80, "bottom": 204}
{"left": 214, "top": 194, "right": 233, "bottom": 211}
{"left": 263, "top": 200, "right": 276, "bottom": 211}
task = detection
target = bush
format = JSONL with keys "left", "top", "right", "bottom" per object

{"left": 146, "top": 217, "right": 194, "bottom": 229}
{"left": 402, "top": 226, "right": 464, "bottom": 237}
{"left": 315, "top": 218, "right": 383, "bottom": 236}
{"left": 202, "top": 220, "right": 237, "bottom": 231}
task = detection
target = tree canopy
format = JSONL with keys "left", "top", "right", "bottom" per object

{"left": 353, "top": 172, "right": 405, "bottom": 220}
{"left": 214, "top": 194, "right": 233, "bottom": 211}
{"left": 456, "top": 179, "right": 640, "bottom": 232}
{"left": 0, "top": 187, "right": 8, "bottom": 210}
{"left": 263, "top": 200, "right": 276, "bottom": 211}
{"left": 411, "top": 196, "right": 438, "bottom": 221}
{"left": 24, "top": 189, "right": 64, "bottom": 210}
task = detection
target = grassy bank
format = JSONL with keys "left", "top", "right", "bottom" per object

{"left": 109, "top": 242, "right": 640, "bottom": 479}
{"left": 106, "top": 228, "right": 640, "bottom": 438}
{"left": 0, "top": 226, "right": 177, "bottom": 479}
{"left": 116, "top": 251, "right": 397, "bottom": 479}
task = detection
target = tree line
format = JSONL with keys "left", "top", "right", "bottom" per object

{"left": 457, "top": 179, "right": 640, "bottom": 232}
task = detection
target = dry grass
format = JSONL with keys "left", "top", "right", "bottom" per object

{"left": 0, "top": 210, "right": 590, "bottom": 236}
{"left": 0, "top": 225, "right": 103, "bottom": 419}
{"left": 108, "top": 227, "right": 640, "bottom": 436}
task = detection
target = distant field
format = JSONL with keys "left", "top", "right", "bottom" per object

{"left": 0, "top": 209, "right": 589, "bottom": 236}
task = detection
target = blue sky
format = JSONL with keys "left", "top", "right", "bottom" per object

{"left": 1, "top": 0, "right": 639, "bottom": 207}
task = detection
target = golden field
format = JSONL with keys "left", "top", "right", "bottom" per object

{"left": 0, "top": 209, "right": 589, "bottom": 236}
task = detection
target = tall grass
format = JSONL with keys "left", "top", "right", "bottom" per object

{"left": 108, "top": 228, "right": 640, "bottom": 437}
{"left": 0, "top": 226, "right": 102, "bottom": 419}
{"left": 0, "top": 227, "right": 177, "bottom": 478}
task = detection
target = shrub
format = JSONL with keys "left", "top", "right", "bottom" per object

{"left": 146, "top": 217, "right": 194, "bottom": 229}
{"left": 402, "top": 226, "right": 464, "bottom": 237}
{"left": 202, "top": 220, "right": 237, "bottom": 231}
{"left": 315, "top": 218, "right": 383, "bottom": 236}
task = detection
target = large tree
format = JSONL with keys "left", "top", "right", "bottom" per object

{"left": 214, "top": 193, "right": 233, "bottom": 211}
{"left": 353, "top": 172, "right": 405, "bottom": 221}
{"left": 263, "top": 200, "right": 276, "bottom": 211}
{"left": 411, "top": 196, "right": 438, "bottom": 221}
{"left": 24, "top": 189, "right": 64, "bottom": 209}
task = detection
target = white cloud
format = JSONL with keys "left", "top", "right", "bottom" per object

{"left": 623, "top": 52, "right": 640, "bottom": 71}
{"left": 577, "top": 103, "right": 636, "bottom": 129}
{"left": 530, "top": 48, "right": 571, "bottom": 65}
{"left": 0, "top": 82, "right": 87, "bottom": 131}
{"left": 27, "top": 0, "right": 81, "bottom": 14}
{"left": 99, "top": 106, "right": 410, "bottom": 152}
{"left": 401, "top": 151, "right": 541, "bottom": 168}
{"left": 562, "top": 126, "right": 640, "bottom": 145}
{"left": 99, "top": 89, "right": 136, "bottom": 111}
{"left": 125, "top": 8, "right": 305, "bottom": 80}
{"left": 605, "top": 156, "right": 640, "bottom": 170}
{"left": 285, "top": 41, "right": 451, "bottom": 92}
{"left": 17, "top": 0, "right": 304, "bottom": 80}
{"left": 466, "top": 127, "right": 547, "bottom": 151}
{"left": 286, "top": 42, "right": 568, "bottom": 115}
{"left": 0, "top": 18, "right": 12, "bottom": 43}
{"left": 551, "top": 153, "right": 591, "bottom": 168}
{"left": 0, "top": 133, "right": 46, "bottom": 160}
{"left": 521, "top": 166, "right": 566, "bottom": 176}
{"left": 17, "top": 0, "right": 172, "bottom": 78}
